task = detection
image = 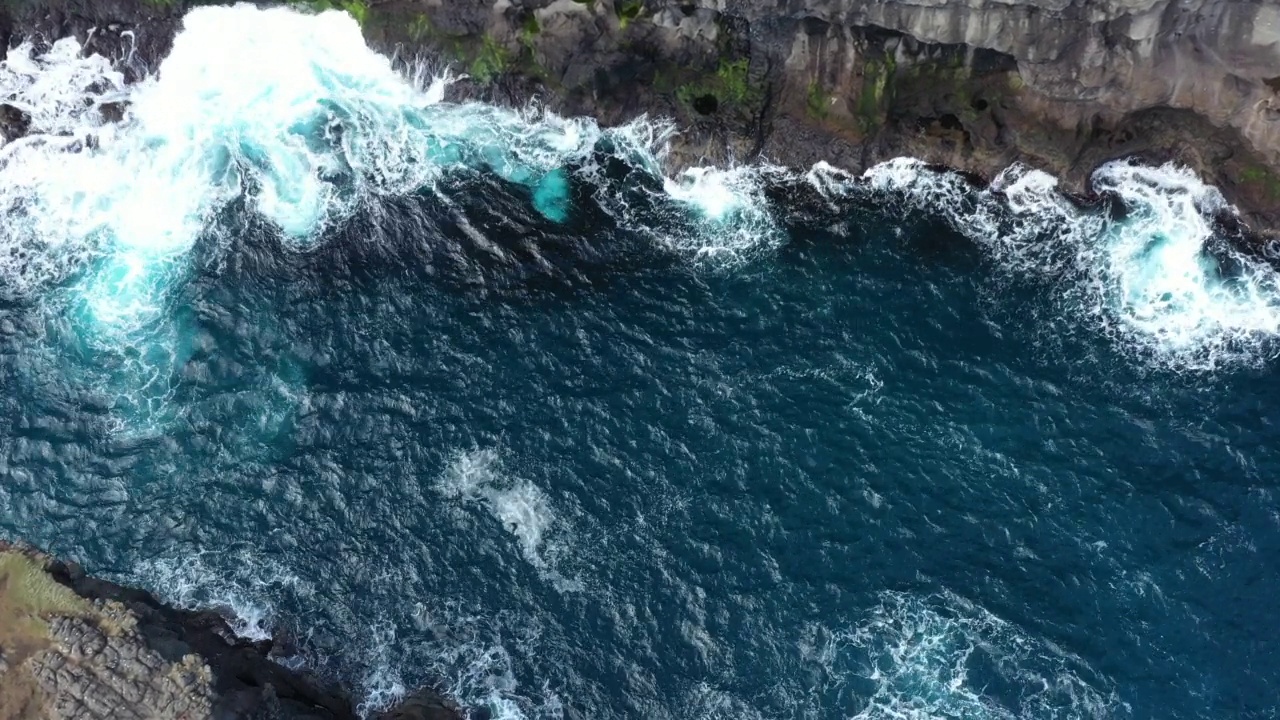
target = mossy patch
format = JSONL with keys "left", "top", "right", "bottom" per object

{"left": 1241, "top": 165, "right": 1280, "bottom": 200}
{"left": 469, "top": 34, "right": 511, "bottom": 83}
{"left": 284, "top": 0, "right": 369, "bottom": 26}
{"left": 0, "top": 552, "right": 93, "bottom": 663}
{"left": 806, "top": 81, "right": 830, "bottom": 120}
{"left": 521, "top": 13, "right": 541, "bottom": 39}
{"left": 617, "top": 0, "right": 644, "bottom": 29}
{"left": 675, "top": 58, "right": 759, "bottom": 115}
{"left": 857, "top": 56, "right": 895, "bottom": 131}
{"left": 407, "top": 13, "right": 434, "bottom": 42}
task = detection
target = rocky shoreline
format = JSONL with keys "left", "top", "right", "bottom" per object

{"left": 0, "top": 542, "right": 463, "bottom": 720}
{"left": 1, "top": 0, "right": 1279, "bottom": 236}
{"left": 0, "top": 2, "right": 1275, "bottom": 717}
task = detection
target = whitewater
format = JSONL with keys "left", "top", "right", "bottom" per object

{"left": 1, "top": 4, "right": 1276, "bottom": 367}
{"left": 2, "top": 4, "right": 1280, "bottom": 720}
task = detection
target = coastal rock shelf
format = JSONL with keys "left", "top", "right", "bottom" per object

{"left": 0, "top": 543, "right": 462, "bottom": 720}
{"left": 0, "top": 0, "right": 1277, "bottom": 233}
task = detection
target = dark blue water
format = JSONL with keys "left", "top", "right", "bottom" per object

{"left": 4, "top": 153, "right": 1280, "bottom": 720}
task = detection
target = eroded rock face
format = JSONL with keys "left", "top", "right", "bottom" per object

{"left": 0, "top": 0, "right": 1275, "bottom": 227}
{"left": 0, "top": 543, "right": 464, "bottom": 720}
{"left": 364, "top": 0, "right": 1280, "bottom": 233}
{"left": 28, "top": 616, "right": 215, "bottom": 720}
{"left": 746, "top": 0, "right": 1280, "bottom": 225}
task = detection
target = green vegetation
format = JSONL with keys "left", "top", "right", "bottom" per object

{"left": 522, "top": 13, "right": 541, "bottom": 38}
{"left": 806, "top": 81, "right": 830, "bottom": 120}
{"left": 714, "top": 58, "right": 751, "bottom": 104}
{"left": 1241, "top": 166, "right": 1270, "bottom": 182}
{"left": 857, "top": 56, "right": 895, "bottom": 131}
{"left": 519, "top": 13, "right": 542, "bottom": 56}
{"left": 284, "top": 0, "right": 369, "bottom": 26}
{"left": 407, "top": 13, "right": 434, "bottom": 42}
{"left": 339, "top": 0, "right": 368, "bottom": 27}
{"left": 470, "top": 34, "right": 511, "bottom": 83}
{"left": 0, "top": 551, "right": 92, "bottom": 661}
{"left": 1241, "top": 165, "right": 1280, "bottom": 199}
{"left": 675, "top": 58, "right": 758, "bottom": 114}
{"left": 617, "top": 0, "right": 644, "bottom": 29}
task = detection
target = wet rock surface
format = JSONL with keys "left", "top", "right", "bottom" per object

{"left": 0, "top": 542, "right": 464, "bottom": 720}
{"left": 1, "top": 0, "right": 1278, "bottom": 234}
{"left": 364, "top": 0, "right": 1280, "bottom": 235}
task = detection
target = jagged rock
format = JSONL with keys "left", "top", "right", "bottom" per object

{"left": 97, "top": 101, "right": 128, "bottom": 124}
{"left": 0, "top": 543, "right": 465, "bottom": 720}
{"left": 2, "top": 0, "right": 1277, "bottom": 231}
{"left": 375, "top": 688, "right": 468, "bottom": 720}
{"left": 363, "top": 0, "right": 1280, "bottom": 235}
{"left": 0, "top": 103, "right": 31, "bottom": 142}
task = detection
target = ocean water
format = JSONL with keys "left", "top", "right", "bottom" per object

{"left": 2, "top": 5, "right": 1280, "bottom": 719}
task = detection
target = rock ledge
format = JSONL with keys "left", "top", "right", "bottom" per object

{"left": 0, "top": 542, "right": 462, "bottom": 720}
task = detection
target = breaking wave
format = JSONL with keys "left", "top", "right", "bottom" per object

{"left": 824, "top": 591, "right": 1124, "bottom": 720}
{"left": 0, "top": 3, "right": 778, "bottom": 338}
{"left": 130, "top": 548, "right": 312, "bottom": 641}
{"left": 837, "top": 158, "right": 1280, "bottom": 370}
{"left": 2, "top": 2, "right": 1277, "bottom": 375}
{"left": 411, "top": 600, "right": 565, "bottom": 720}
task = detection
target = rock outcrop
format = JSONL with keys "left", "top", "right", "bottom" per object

{"left": 0, "top": 543, "right": 463, "bottom": 720}
{"left": 363, "top": 0, "right": 1280, "bottom": 232}
{"left": 0, "top": 0, "right": 1276, "bottom": 225}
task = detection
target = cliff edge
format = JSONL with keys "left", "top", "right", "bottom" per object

{"left": 365, "top": 0, "right": 1280, "bottom": 234}
{"left": 0, "top": 542, "right": 462, "bottom": 720}
{"left": 0, "top": 0, "right": 1278, "bottom": 233}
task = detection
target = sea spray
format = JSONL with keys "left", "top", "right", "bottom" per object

{"left": 843, "top": 158, "right": 1280, "bottom": 369}
{"left": 816, "top": 592, "right": 1122, "bottom": 720}
{"left": 0, "top": 3, "right": 781, "bottom": 331}
{"left": 0, "top": 2, "right": 788, "bottom": 437}
{"left": 130, "top": 549, "right": 313, "bottom": 641}
{"left": 412, "top": 600, "right": 565, "bottom": 720}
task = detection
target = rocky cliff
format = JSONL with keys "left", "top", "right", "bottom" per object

{"left": 0, "top": 543, "right": 462, "bottom": 720}
{"left": 0, "top": 0, "right": 1278, "bottom": 231}
{"left": 373, "top": 0, "right": 1280, "bottom": 231}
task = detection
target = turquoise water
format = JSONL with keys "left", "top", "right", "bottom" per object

{"left": 3, "top": 6, "right": 1280, "bottom": 719}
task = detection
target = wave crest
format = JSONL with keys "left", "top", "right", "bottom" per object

{"left": 839, "top": 158, "right": 1280, "bottom": 370}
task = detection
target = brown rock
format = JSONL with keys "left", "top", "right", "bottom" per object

{"left": 0, "top": 542, "right": 465, "bottom": 720}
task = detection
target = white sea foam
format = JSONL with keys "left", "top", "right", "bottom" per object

{"left": 685, "top": 682, "right": 771, "bottom": 720}
{"left": 131, "top": 549, "right": 311, "bottom": 641}
{"left": 823, "top": 591, "right": 1121, "bottom": 720}
{"left": 0, "top": 3, "right": 778, "bottom": 338}
{"left": 411, "top": 601, "right": 565, "bottom": 720}
{"left": 356, "top": 621, "right": 409, "bottom": 715}
{"left": 437, "top": 448, "right": 581, "bottom": 592}
{"left": 662, "top": 165, "right": 784, "bottom": 261}
{"left": 1090, "top": 162, "right": 1280, "bottom": 359}
{"left": 845, "top": 157, "right": 1280, "bottom": 370}
{"left": 0, "top": 36, "right": 127, "bottom": 137}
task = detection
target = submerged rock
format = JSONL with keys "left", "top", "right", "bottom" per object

{"left": 0, "top": 103, "right": 30, "bottom": 141}
{"left": 0, "top": 542, "right": 464, "bottom": 720}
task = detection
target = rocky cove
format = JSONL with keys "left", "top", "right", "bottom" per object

{"left": 0, "top": 0, "right": 1278, "bottom": 718}
{"left": 0, "top": 542, "right": 463, "bottom": 719}
{"left": 2, "top": 0, "right": 1279, "bottom": 233}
